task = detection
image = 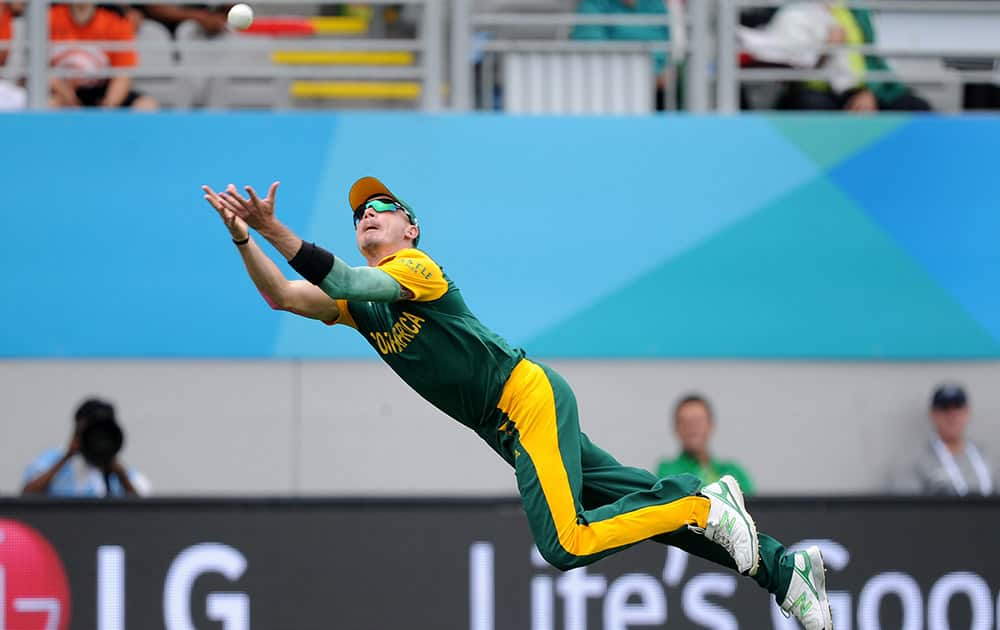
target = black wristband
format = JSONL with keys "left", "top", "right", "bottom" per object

{"left": 288, "top": 241, "right": 335, "bottom": 285}
{"left": 232, "top": 235, "right": 250, "bottom": 246}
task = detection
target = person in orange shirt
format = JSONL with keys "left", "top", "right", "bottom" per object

{"left": 0, "top": 2, "right": 13, "bottom": 67}
{"left": 0, "top": 2, "right": 27, "bottom": 111}
{"left": 49, "top": 3, "right": 158, "bottom": 109}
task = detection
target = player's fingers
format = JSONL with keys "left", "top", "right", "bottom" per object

{"left": 221, "top": 185, "right": 241, "bottom": 207}
{"left": 217, "top": 192, "right": 248, "bottom": 217}
{"left": 202, "top": 185, "right": 223, "bottom": 206}
{"left": 204, "top": 196, "right": 239, "bottom": 229}
{"left": 203, "top": 194, "right": 228, "bottom": 216}
{"left": 219, "top": 188, "right": 246, "bottom": 208}
{"left": 202, "top": 186, "right": 234, "bottom": 210}
{"left": 218, "top": 191, "right": 242, "bottom": 212}
{"left": 226, "top": 183, "right": 252, "bottom": 205}
{"left": 245, "top": 185, "right": 262, "bottom": 207}
{"left": 266, "top": 181, "right": 280, "bottom": 203}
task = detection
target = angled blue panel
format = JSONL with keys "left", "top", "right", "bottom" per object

{"left": 278, "top": 113, "right": 819, "bottom": 353}
{"left": 3, "top": 113, "right": 996, "bottom": 359}
{"left": 0, "top": 112, "right": 333, "bottom": 357}
{"left": 829, "top": 116, "right": 1000, "bottom": 343}
{"left": 527, "top": 175, "right": 1000, "bottom": 358}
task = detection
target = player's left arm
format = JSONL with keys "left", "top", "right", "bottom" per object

{"left": 216, "top": 182, "right": 410, "bottom": 303}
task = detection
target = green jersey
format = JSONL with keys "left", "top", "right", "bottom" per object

{"left": 655, "top": 452, "right": 755, "bottom": 495}
{"left": 330, "top": 248, "right": 525, "bottom": 431}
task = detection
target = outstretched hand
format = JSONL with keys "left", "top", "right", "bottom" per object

{"left": 214, "top": 181, "right": 281, "bottom": 233}
{"left": 202, "top": 184, "right": 249, "bottom": 240}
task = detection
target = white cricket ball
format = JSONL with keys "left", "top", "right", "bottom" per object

{"left": 227, "top": 3, "right": 254, "bottom": 30}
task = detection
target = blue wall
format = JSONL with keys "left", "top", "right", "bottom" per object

{"left": 2, "top": 112, "right": 998, "bottom": 358}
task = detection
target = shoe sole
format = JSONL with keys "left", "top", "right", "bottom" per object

{"left": 809, "top": 546, "right": 834, "bottom": 630}
{"left": 720, "top": 475, "right": 760, "bottom": 575}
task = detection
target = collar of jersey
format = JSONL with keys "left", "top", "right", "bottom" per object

{"left": 376, "top": 247, "right": 423, "bottom": 267}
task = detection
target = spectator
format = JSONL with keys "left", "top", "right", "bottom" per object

{"left": 0, "top": 2, "right": 10, "bottom": 68}
{"left": 140, "top": 4, "right": 230, "bottom": 37}
{"left": 97, "top": 4, "right": 145, "bottom": 31}
{"left": 740, "top": 2, "right": 931, "bottom": 112}
{"left": 49, "top": 2, "right": 158, "bottom": 110}
{"left": 571, "top": 0, "right": 672, "bottom": 109}
{"left": 0, "top": 2, "right": 26, "bottom": 110}
{"left": 889, "top": 384, "right": 996, "bottom": 496}
{"left": 22, "top": 397, "right": 151, "bottom": 497}
{"left": 654, "top": 394, "right": 755, "bottom": 494}
{"left": 141, "top": 4, "right": 233, "bottom": 107}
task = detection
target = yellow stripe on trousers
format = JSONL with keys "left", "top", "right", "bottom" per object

{"left": 498, "top": 359, "right": 709, "bottom": 557}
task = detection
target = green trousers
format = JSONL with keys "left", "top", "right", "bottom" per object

{"left": 491, "top": 359, "right": 793, "bottom": 600}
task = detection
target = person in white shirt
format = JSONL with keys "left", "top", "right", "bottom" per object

{"left": 889, "top": 384, "right": 996, "bottom": 496}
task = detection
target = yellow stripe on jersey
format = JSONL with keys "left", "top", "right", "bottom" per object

{"left": 376, "top": 248, "right": 448, "bottom": 302}
{"left": 499, "top": 359, "right": 709, "bottom": 557}
{"left": 325, "top": 299, "right": 357, "bottom": 328}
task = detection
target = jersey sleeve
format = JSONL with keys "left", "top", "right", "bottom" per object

{"left": 377, "top": 250, "right": 449, "bottom": 302}
{"left": 323, "top": 299, "right": 358, "bottom": 328}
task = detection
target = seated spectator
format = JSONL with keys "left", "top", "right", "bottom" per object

{"left": 22, "top": 397, "right": 151, "bottom": 497}
{"left": 97, "top": 4, "right": 145, "bottom": 31}
{"left": 740, "top": 1, "right": 930, "bottom": 112}
{"left": 0, "top": 2, "right": 10, "bottom": 68}
{"left": 888, "top": 384, "right": 996, "bottom": 496}
{"left": 141, "top": 4, "right": 230, "bottom": 37}
{"left": 0, "top": 2, "right": 25, "bottom": 110}
{"left": 571, "top": 0, "right": 671, "bottom": 109}
{"left": 654, "top": 393, "right": 755, "bottom": 494}
{"left": 49, "top": 2, "right": 158, "bottom": 110}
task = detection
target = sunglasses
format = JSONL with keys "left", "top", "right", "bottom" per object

{"left": 353, "top": 198, "right": 411, "bottom": 229}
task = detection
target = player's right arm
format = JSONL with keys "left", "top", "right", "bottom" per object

{"left": 203, "top": 185, "right": 340, "bottom": 322}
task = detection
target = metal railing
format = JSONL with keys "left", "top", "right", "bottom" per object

{"left": 450, "top": 0, "right": 695, "bottom": 111}
{"left": 716, "top": 0, "right": 1000, "bottom": 113}
{"left": 7, "top": 0, "right": 444, "bottom": 110}
{"left": 4, "top": 0, "right": 1000, "bottom": 112}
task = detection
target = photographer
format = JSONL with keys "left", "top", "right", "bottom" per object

{"left": 22, "top": 398, "right": 150, "bottom": 497}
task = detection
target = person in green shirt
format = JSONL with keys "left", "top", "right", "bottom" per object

{"left": 202, "top": 176, "right": 833, "bottom": 629}
{"left": 571, "top": 0, "right": 670, "bottom": 76}
{"left": 656, "top": 394, "right": 755, "bottom": 494}
{"left": 570, "top": 0, "right": 672, "bottom": 109}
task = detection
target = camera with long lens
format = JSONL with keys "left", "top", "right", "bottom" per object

{"left": 78, "top": 403, "right": 124, "bottom": 470}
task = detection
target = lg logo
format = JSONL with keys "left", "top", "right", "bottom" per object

{"left": 0, "top": 519, "right": 71, "bottom": 630}
{"left": 1, "top": 519, "right": 250, "bottom": 630}
{"left": 163, "top": 543, "right": 250, "bottom": 630}
{"left": 99, "top": 542, "right": 250, "bottom": 630}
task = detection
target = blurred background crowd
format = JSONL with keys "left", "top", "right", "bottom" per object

{"left": 19, "top": 381, "right": 996, "bottom": 498}
{"left": 1, "top": 0, "right": 998, "bottom": 113}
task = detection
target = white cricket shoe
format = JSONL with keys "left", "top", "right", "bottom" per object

{"left": 691, "top": 474, "right": 760, "bottom": 575}
{"left": 781, "top": 546, "right": 834, "bottom": 630}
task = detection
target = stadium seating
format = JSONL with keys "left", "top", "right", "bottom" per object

{"left": 132, "top": 20, "right": 181, "bottom": 108}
